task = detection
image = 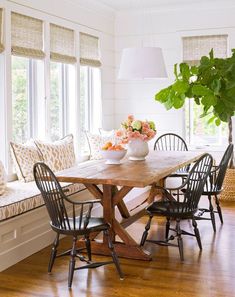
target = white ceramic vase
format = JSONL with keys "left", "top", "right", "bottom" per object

{"left": 128, "top": 139, "right": 149, "bottom": 161}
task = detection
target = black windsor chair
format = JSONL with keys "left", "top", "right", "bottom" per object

{"left": 195, "top": 144, "right": 234, "bottom": 232}
{"left": 33, "top": 162, "right": 123, "bottom": 288}
{"left": 154, "top": 133, "right": 190, "bottom": 178}
{"left": 140, "top": 153, "right": 213, "bottom": 261}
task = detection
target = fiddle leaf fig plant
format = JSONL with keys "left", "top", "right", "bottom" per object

{"left": 155, "top": 49, "right": 235, "bottom": 147}
{"left": 155, "top": 49, "right": 235, "bottom": 165}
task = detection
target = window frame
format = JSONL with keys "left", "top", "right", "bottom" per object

{"left": 49, "top": 62, "right": 74, "bottom": 141}
{"left": 79, "top": 65, "right": 102, "bottom": 154}
{"left": 182, "top": 34, "right": 228, "bottom": 148}
{"left": 11, "top": 56, "right": 39, "bottom": 143}
{"left": 185, "top": 99, "right": 228, "bottom": 147}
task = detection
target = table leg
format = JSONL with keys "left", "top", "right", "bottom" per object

{"left": 78, "top": 183, "right": 151, "bottom": 260}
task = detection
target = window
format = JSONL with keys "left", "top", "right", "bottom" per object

{"left": 49, "top": 23, "right": 76, "bottom": 141}
{"left": 0, "top": 10, "right": 104, "bottom": 174}
{"left": 11, "top": 12, "right": 45, "bottom": 144}
{"left": 80, "top": 66, "right": 102, "bottom": 152}
{"left": 79, "top": 32, "right": 102, "bottom": 153}
{"left": 50, "top": 62, "right": 75, "bottom": 141}
{"left": 183, "top": 35, "right": 228, "bottom": 147}
{"left": 12, "top": 56, "right": 44, "bottom": 143}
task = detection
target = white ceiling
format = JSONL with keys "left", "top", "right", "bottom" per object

{"left": 90, "top": 0, "right": 218, "bottom": 11}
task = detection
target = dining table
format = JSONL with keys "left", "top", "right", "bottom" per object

{"left": 56, "top": 150, "right": 204, "bottom": 261}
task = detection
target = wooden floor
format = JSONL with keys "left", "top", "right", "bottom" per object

{"left": 1, "top": 200, "right": 235, "bottom": 297}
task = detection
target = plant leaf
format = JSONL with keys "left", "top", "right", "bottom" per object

{"left": 155, "top": 87, "right": 171, "bottom": 103}
{"left": 208, "top": 115, "right": 216, "bottom": 124}
{"left": 179, "top": 63, "right": 190, "bottom": 81}
{"left": 209, "top": 49, "right": 214, "bottom": 60}
{"left": 164, "top": 98, "right": 174, "bottom": 110}
{"left": 201, "top": 94, "right": 217, "bottom": 107}
{"left": 192, "top": 85, "right": 212, "bottom": 96}
{"left": 174, "top": 64, "right": 178, "bottom": 79}
{"left": 190, "top": 66, "right": 198, "bottom": 75}
{"left": 172, "top": 80, "right": 189, "bottom": 94}
{"left": 215, "top": 118, "right": 221, "bottom": 126}
{"left": 211, "top": 79, "right": 221, "bottom": 95}
{"left": 173, "top": 96, "right": 185, "bottom": 109}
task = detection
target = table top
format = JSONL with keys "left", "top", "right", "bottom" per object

{"left": 56, "top": 151, "right": 204, "bottom": 188}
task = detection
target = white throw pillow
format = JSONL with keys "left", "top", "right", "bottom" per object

{"left": 0, "top": 160, "right": 6, "bottom": 195}
{"left": 99, "top": 128, "right": 115, "bottom": 137}
{"left": 85, "top": 131, "right": 116, "bottom": 160}
{"left": 10, "top": 140, "right": 41, "bottom": 182}
{"left": 34, "top": 134, "right": 76, "bottom": 172}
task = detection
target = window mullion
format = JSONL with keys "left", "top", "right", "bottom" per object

{"left": 88, "top": 67, "right": 93, "bottom": 132}
{"left": 58, "top": 63, "right": 63, "bottom": 137}
{"left": 189, "top": 100, "right": 194, "bottom": 145}
{"left": 27, "top": 59, "right": 32, "bottom": 138}
{"left": 62, "top": 64, "right": 69, "bottom": 136}
{"left": 28, "top": 59, "right": 37, "bottom": 138}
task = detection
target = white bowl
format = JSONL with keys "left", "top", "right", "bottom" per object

{"left": 100, "top": 149, "right": 127, "bottom": 165}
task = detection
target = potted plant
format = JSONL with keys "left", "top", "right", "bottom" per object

{"left": 155, "top": 49, "right": 235, "bottom": 199}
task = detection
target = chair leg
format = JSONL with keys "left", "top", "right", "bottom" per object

{"left": 140, "top": 215, "right": 153, "bottom": 246}
{"left": 68, "top": 236, "right": 77, "bottom": 288}
{"left": 192, "top": 218, "right": 202, "bottom": 250}
{"left": 85, "top": 235, "right": 92, "bottom": 261}
{"left": 48, "top": 233, "right": 59, "bottom": 273}
{"left": 176, "top": 218, "right": 184, "bottom": 261}
{"left": 215, "top": 194, "right": 223, "bottom": 224}
{"left": 165, "top": 217, "right": 170, "bottom": 239}
{"left": 208, "top": 195, "right": 216, "bottom": 232}
{"left": 104, "top": 229, "right": 124, "bottom": 279}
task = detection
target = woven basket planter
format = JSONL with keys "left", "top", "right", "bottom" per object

{"left": 220, "top": 168, "right": 235, "bottom": 201}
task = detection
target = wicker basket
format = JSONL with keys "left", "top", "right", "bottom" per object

{"left": 220, "top": 168, "right": 235, "bottom": 201}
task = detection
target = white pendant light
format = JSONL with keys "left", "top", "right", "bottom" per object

{"left": 118, "top": 47, "right": 167, "bottom": 79}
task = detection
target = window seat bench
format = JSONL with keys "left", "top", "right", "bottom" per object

{"left": 0, "top": 180, "right": 86, "bottom": 222}
{"left": 0, "top": 158, "right": 149, "bottom": 272}
{"left": 0, "top": 178, "right": 92, "bottom": 272}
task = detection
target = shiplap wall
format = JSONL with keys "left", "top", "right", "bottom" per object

{"left": 114, "top": 3, "right": 235, "bottom": 145}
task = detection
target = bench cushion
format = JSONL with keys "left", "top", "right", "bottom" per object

{"left": 0, "top": 181, "right": 85, "bottom": 222}
{"left": 0, "top": 161, "right": 6, "bottom": 195}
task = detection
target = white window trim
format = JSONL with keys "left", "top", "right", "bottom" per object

{"left": 182, "top": 34, "right": 228, "bottom": 151}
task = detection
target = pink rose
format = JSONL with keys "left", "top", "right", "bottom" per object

{"left": 128, "top": 115, "right": 134, "bottom": 122}
{"left": 133, "top": 131, "right": 141, "bottom": 138}
{"left": 142, "top": 122, "right": 150, "bottom": 129}
{"left": 115, "top": 130, "right": 123, "bottom": 137}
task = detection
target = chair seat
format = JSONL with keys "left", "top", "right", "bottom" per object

{"left": 51, "top": 217, "right": 108, "bottom": 234}
{"left": 146, "top": 201, "right": 195, "bottom": 218}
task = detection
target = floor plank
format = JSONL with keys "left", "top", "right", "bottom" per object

{"left": 0, "top": 200, "right": 235, "bottom": 297}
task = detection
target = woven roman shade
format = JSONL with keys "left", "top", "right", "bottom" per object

{"left": 0, "top": 8, "right": 4, "bottom": 53}
{"left": 11, "top": 12, "right": 45, "bottom": 59}
{"left": 183, "top": 35, "right": 227, "bottom": 65}
{"left": 50, "top": 23, "right": 76, "bottom": 64}
{"left": 80, "top": 33, "right": 101, "bottom": 67}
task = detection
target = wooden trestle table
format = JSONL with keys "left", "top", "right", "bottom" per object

{"left": 56, "top": 150, "right": 204, "bottom": 261}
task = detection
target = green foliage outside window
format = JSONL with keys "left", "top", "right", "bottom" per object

{"left": 50, "top": 62, "right": 60, "bottom": 141}
{"left": 12, "top": 56, "right": 28, "bottom": 143}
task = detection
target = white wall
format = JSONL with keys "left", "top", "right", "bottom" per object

{"left": 114, "top": 2, "right": 235, "bottom": 143}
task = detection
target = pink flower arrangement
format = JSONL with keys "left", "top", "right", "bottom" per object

{"left": 116, "top": 115, "right": 157, "bottom": 144}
